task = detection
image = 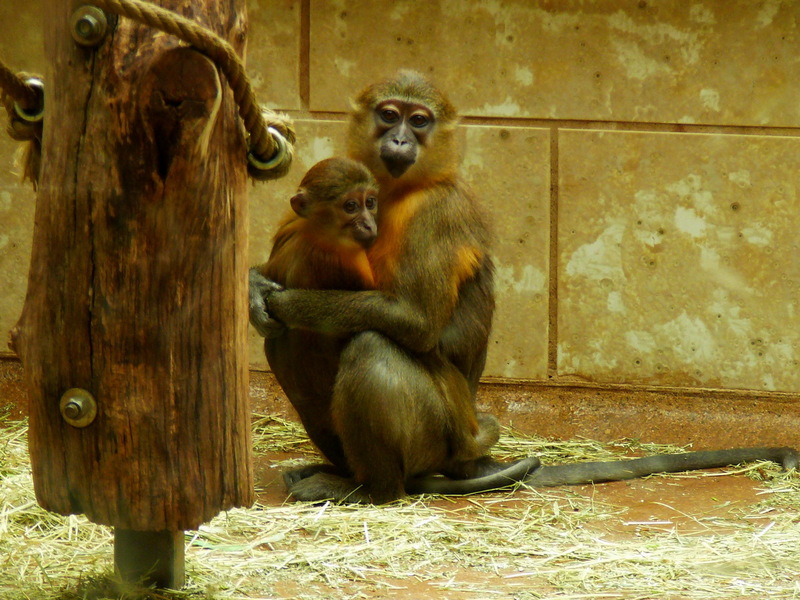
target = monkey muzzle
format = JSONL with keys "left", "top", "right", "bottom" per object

{"left": 380, "top": 138, "right": 417, "bottom": 178}
{"left": 352, "top": 223, "right": 377, "bottom": 247}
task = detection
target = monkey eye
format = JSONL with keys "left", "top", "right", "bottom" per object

{"left": 380, "top": 108, "right": 400, "bottom": 124}
{"left": 409, "top": 114, "right": 429, "bottom": 128}
{"left": 366, "top": 197, "right": 377, "bottom": 210}
{"left": 343, "top": 200, "right": 359, "bottom": 214}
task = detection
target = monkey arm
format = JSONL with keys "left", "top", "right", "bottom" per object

{"left": 250, "top": 267, "right": 430, "bottom": 348}
{"left": 263, "top": 281, "right": 436, "bottom": 352}
{"left": 250, "top": 184, "right": 490, "bottom": 353}
{"left": 252, "top": 215, "right": 459, "bottom": 352}
{"left": 253, "top": 254, "right": 480, "bottom": 354}
{"left": 259, "top": 226, "right": 469, "bottom": 353}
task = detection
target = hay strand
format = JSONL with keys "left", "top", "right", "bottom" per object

{"left": 1, "top": 409, "right": 798, "bottom": 599}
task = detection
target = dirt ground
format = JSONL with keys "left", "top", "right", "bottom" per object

{"left": 251, "top": 449, "right": 786, "bottom": 599}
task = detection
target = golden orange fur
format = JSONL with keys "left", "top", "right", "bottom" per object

{"left": 366, "top": 189, "right": 426, "bottom": 288}
{"left": 263, "top": 211, "right": 375, "bottom": 291}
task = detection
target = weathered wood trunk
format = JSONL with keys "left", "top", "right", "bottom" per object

{"left": 13, "top": 0, "right": 253, "bottom": 534}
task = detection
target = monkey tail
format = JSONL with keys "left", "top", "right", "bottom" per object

{"left": 524, "top": 446, "right": 798, "bottom": 487}
{"left": 406, "top": 456, "right": 541, "bottom": 496}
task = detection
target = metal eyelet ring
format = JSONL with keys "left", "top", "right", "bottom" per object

{"left": 13, "top": 77, "right": 45, "bottom": 123}
{"left": 247, "top": 126, "right": 289, "bottom": 171}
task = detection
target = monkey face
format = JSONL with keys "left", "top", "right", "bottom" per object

{"left": 341, "top": 187, "right": 378, "bottom": 247}
{"left": 374, "top": 100, "right": 434, "bottom": 178}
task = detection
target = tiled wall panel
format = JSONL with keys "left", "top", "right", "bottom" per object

{"left": 247, "top": 0, "right": 302, "bottom": 110}
{"left": 559, "top": 129, "right": 800, "bottom": 391}
{"left": 0, "top": 2, "right": 42, "bottom": 72}
{"left": 0, "top": 0, "right": 42, "bottom": 354}
{"left": 308, "top": 1, "right": 800, "bottom": 127}
{"left": 465, "top": 126, "right": 551, "bottom": 379}
{"left": 0, "top": 137, "right": 36, "bottom": 351}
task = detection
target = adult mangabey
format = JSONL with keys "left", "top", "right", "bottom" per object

{"left": 250, "top": 72, "right": 798, "bottom": 503}
{"left": 251, "top": 73, "right": 539, "bottom": 503}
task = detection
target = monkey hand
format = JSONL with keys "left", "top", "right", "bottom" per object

{"left": 249, "top": 267, "right": 286, "bottom": 338}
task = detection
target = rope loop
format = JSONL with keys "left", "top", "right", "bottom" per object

{"left": 248, "top": 126, "right": 288, "bottom": 171}
{"left": 0, "top": 62, "right": 41, "bottom": 114}
{"left": 0, "top": 67, "right": 44, "bottom": 189}
{"left": 0, "top": 66, "right": 45, "bottom": 142}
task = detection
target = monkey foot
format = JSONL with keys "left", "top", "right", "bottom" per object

{"left": 282, "top": 463, "right": 348, "bottom": 489}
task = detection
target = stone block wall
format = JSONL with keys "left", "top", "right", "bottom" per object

{"left": 2, "top": 1, "right": 799, "bottom": 395}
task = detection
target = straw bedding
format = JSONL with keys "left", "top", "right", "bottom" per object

{"left": 1, "top": 407, "right": 798, "bottom": 599}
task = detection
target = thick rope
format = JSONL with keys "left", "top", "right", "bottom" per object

{"left": 91, "top": 0, "right": 294, "bottom": 180}
{"left": 0, "top": 61, "right": 40, "bottom": 111}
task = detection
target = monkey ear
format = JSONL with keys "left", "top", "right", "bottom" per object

{"left": 290, "top": 191, "right": 310, "bottom": 217}
{"left": 348, "top": 98, "right": 362, "bottom": 112}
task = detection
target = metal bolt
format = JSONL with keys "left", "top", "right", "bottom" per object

{"left": 70, "top": 6, "right": 108, "bottom": 47}
{"left": 64, "top": 400, "right": 85, "bottom": 420}
{"left": 59, "top": 388, "right": 98, "bottom": 428}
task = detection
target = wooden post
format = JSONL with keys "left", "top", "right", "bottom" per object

{"left": 12, "top": 0, "right": 253, "bottom": 589}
